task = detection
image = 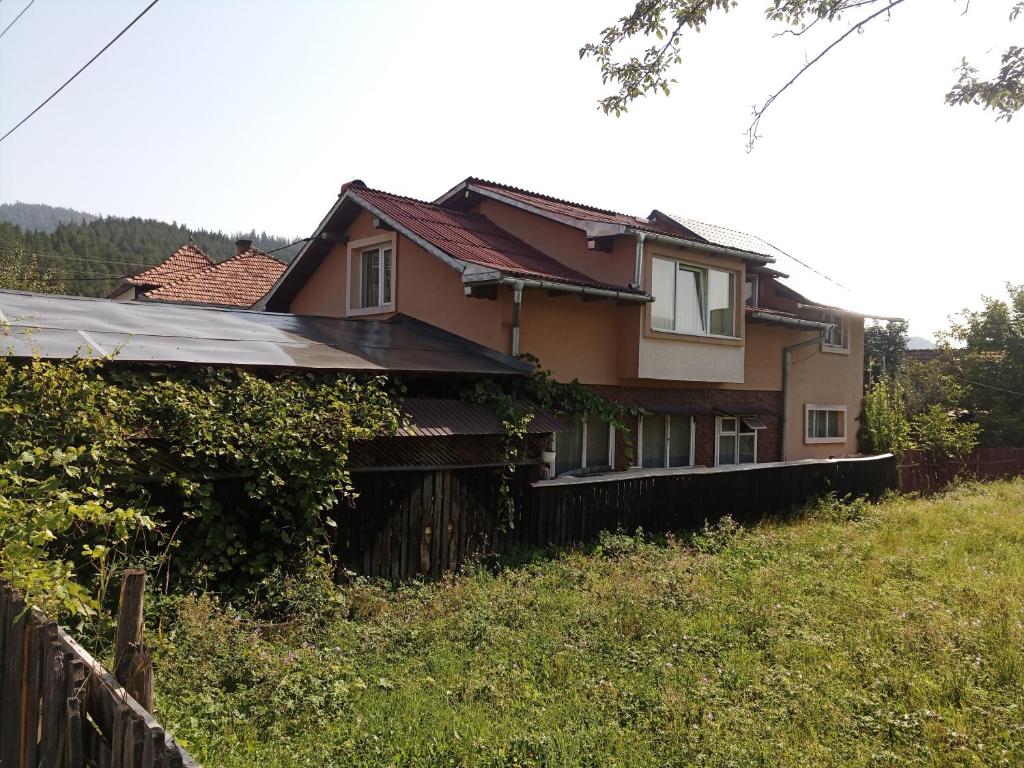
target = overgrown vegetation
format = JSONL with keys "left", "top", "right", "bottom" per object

{"left": 0, "top": 357, "right": 400, "bottom": 613}
{"left": 152, "top": 481, "right": 1024, "bottom": 767}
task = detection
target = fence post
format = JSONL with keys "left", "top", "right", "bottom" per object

{"left": 114, "top": 569, "right": 154, "bottom": 711}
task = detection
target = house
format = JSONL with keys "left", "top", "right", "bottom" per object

{"left": 110, "top": 239, "right": 285, "bottom": 308}
{"left": 257, "top": 177, "right": 869, "bottom": 476}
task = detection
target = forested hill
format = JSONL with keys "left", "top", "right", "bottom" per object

{"left": 0, "top": 202, "right": 303, "bottom": 296}
{"left": 0, "top": 202, "right": 99, "bottom": 232}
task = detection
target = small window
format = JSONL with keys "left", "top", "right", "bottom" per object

{"left": 822, "top": 312, "right": 848, "bottom": 349}
{"left": 554, "top": 414, "right": 612, "bottom": 475}
{"left": 358, "top": 245, "right": 393, "bottom": 309}
{"left": 651, "top": 257, "right": 737, "bottom": 338}
{"left": 744, "top": 274, "right": 758, "bottom": 307}
{"left": 805, "top": 405, "right": 847, "bottom": 444}
{"left": 717, "top": 416, "right": 758, "bottom": 466}
{"left": 639, "top": 414, "right": 694, "bottom": 469}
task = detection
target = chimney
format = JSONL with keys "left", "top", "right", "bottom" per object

{"left": 235, "top": 238, "right": 253, "bottom": 256}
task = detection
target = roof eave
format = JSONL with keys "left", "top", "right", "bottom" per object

{"left": 462, "top": 267, "right": 652, "bottom": 303}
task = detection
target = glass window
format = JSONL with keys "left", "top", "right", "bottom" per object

{"left": 823, "top": 312, "right": 848, "bottom": 348}
{"left": 718, "top": 416, "right": 757, "bottom": 466}
{"left": 676, "top": 266, "right": 706, "bottom": 334}
{"left": 668, "top": 415, "right": 692, "bottom": 467}
{"left": 651, "top": 258, "right": 676, "bottom": 331}
{"left": 641, "top": 414, "right": 666, "bottom": 468}
{"left": 555, "top": 416, "right": 583, "bottom": 476}
{"left": 360, "top": 248, "right": 381, "bottom": 308}
{"left": 708, "top": 269, "right": 735, "bottom": 336}
{"left": 745, "top": 274, "right": 758, "bottom": 307}
{"left": 382, "top": 247, "right": 393, "bottom": 304}
{"left": 585, "top": 414, "right": 611, "bottom": 470}
{"left": 806, "top": 408, "right": 845, "bottom": 440}
{"left": 649, "top": 258, "right": 736, "bottom": 337}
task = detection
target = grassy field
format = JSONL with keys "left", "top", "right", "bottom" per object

{"left": 152, "top": 482, "right": 1024, "bottom": 767}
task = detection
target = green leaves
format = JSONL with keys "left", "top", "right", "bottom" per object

{"left": 0, "top": 356, "right": 401, "bottom": 606}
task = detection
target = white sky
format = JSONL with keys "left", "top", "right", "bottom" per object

{"left": 1, "top": 0, "right": 1021, "bottom": 341}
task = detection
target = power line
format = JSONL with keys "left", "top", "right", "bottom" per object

{"left": 0, "top": 0, "right": 36, "bottom": 41}
{"left": 0, "top": 0, "right": 162, "bottom": 144}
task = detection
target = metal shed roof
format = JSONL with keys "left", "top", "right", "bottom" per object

{"left": 0, "top": 290, "right": 533, "bottom": 376}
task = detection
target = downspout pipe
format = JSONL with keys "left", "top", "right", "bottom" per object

{"left": 633, "top": 232, "right": 646, "bottom": 289}
{"left": 781, "top": 330, "right": 827, "bottom": 462}
{"left": 511, "top": 280, "right": 524, "bottom": 357}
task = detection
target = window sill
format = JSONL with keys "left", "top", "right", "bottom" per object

{"left": 805, "top": 436, "right": 847, "bottom": 445}
{"left": 645, "top": 327, "right": 743, "bottom": 346}
{"left": 820, "top": 344, "right": 850, "bottom": 355}
{"left": 347, "top": 304, "right": 395, "bottom": 317}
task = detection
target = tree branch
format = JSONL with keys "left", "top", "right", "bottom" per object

{"left": 746, "top": 0, "right": 909, "bottom": 150}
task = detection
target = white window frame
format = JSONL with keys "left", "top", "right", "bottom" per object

{"left": 804, "top": 404, "right": 848, "bottom": 444}
{"left": 744, "top": 273, "right": 759, "bottom": 307}
{"left": 715, "top": 416, "right": 759, "bottom": 466}
{"left": 821, "top": 312, "right": 850, "bottom": 353}
{"left": 636, "top": 414, "right": 695, "bottom": 469}
{"left": 556, "top": 414, "right": 614, "bottom": 475}
{"left": 650, "top": 256, "right": 739, "bottom": 339}
{"left": 346, "top": 234, "right": 396, "bottom": 317}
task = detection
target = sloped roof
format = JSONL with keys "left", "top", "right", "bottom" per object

{"left": 140, "top": 247, "right": 286, "bottom": 308}
{"left": 650, "top": 212, "right": 788, "bottom": 262}
{"left": 352, "top": 185, "right": 644, "bottom": 294}
{"left": 437, "top": 178, "right": 774, "bottom": 262}
{"left": 124, "top": 243, "right": 213, "bottom": 288}
{"left": 0, "top": 289, "right": 534, "bottom": 375}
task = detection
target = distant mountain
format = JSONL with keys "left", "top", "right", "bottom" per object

{"left": 0, "top": 202, "right": 303, "bottom": 296}
{"left": 0, "top": 202, "right": 99, "bottom": 233}
{"left": 908, "top": 336, "right": 937, "bottom": 350}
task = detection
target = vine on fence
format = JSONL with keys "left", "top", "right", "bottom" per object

{"left": 0, "top": 355, "right": 401, "bottom": 613}
{"left": 465, "top": 354, "right": 642, "bottom": 528}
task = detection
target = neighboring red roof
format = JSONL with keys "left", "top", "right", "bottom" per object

{"left": 140, "top": 247, "right": 286, "bottom": 307}
{"left": 352, "top": 185, "right": 644, "bottom": 294}
{"left": 124, "top": 243, "right": 213, "bottom": 288}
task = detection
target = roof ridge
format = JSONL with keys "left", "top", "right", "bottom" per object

{"left": 356, "top": 184, "right": 493, "bottom": 221}
{"left": 466, "top": 177, "right": 647, "bottom": 222}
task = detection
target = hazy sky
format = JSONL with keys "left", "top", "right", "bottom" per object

{"left": 1, "top": 0, "right": 1021, "bottom": 340}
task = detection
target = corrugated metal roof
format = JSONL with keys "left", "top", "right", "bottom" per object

{"left": 397, "top": 398, "right": 565, "bottom": 436}
{"left": 0, "top": 290, "right": 533, "bottom": 375}
{"left": 348, "top": 434, "right": 550, "bottom": 471}
{"left": 652, "top": 213, "right": 788, "bottom": 261}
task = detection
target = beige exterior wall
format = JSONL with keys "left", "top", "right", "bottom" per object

{"left": 742, "top": 320, "right": 865, "bottom": 460}
{"left": 286, "top": 201, "right": 865, "bottom": 459}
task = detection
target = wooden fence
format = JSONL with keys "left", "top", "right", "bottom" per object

{"left": 0, "top": 578, "right": 198, "bottom": 768}
{"left": 340, "top": 454, "right": 898, "bottom": 579}
{"left": 898, "top": 446, "right": 1024, "bottom": 494}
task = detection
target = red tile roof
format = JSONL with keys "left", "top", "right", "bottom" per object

{"left": 124, "top": 243, "right": 213, "bottom": 288}
{"left": 446, "top": 178, "right": 777, "bottom": 261}
{"left": 140, "top": 247, "right": 286, "bottom": 307}
{"left": 457, "top": 177, "right": 654, "bottom": 230}
{"left": 352, "top": 185, "right": 643, "bottom": 294}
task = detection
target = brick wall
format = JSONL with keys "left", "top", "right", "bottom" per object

{"left": 594, "top": 386, "right": 783, "bottom": 469}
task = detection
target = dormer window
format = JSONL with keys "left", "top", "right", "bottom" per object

{"left": 347, "top": 235, "right": 395, "bottom": 315}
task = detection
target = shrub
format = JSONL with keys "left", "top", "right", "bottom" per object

{"left": 861, "top": 376, "right": 913, "bottom": 457}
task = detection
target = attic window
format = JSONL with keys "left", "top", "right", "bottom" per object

{"left": 347, "top": 235, "right": 395, "bottom": 315}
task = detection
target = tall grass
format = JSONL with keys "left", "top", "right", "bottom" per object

{"left": 153, "top": 481, "right": 1024, "bottom": 767}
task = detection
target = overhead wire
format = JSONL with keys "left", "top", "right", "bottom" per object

{"left": 0, "top": 0, "right": 36, "bottom": 41}
{"left": 0, "top": 0, "right": 162, "bottom": 144}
